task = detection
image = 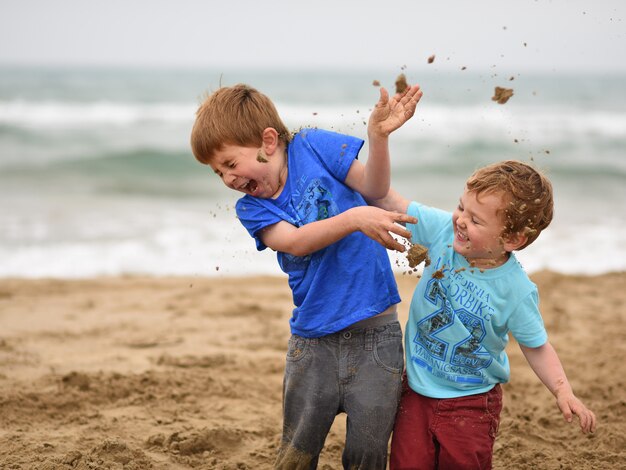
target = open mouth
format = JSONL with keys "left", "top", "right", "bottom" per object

{"left": 238, "top": 179, "right": 258, "bottom": 194}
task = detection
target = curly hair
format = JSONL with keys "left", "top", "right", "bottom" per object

{"left": 190, "top": 84, "right": 291, "bottom": 165}
{"left": 466, "top": 160, "right": 554, "bottom": 249}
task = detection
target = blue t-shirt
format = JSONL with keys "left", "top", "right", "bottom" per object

{"left": 236, "top": 128, "right": 400, "bottom": 338}
{"left": 405, "top": 202, "right": 548, "bottom": 398}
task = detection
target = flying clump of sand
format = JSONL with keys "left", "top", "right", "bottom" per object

{"left": 406, "top": 243, "right": 430, "bottom": 268}
{"left": 492, "top": 86, "right": 514, "bottom": 104}
{"left": 0, "top": 272, "right": 624, "bottom": 469}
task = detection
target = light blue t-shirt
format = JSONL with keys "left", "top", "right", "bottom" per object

{"left": 405, "top": 202, "right": 548, "bottom": 398}
{"left": 236, "top": 128, "right": 400, "bottom": 338}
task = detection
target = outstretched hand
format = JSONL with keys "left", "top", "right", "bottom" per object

{"left": 351, "top": 206, "right": 416, "bottom": 252}
{"left": 369, "top": 84, "right": 423, "bottom": 138}
{"left": 555, "top": 390, "right": 597, "bottom": 434}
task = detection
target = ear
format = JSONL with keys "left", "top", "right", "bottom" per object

{"left": 261, "top": 127, "right": 279, "bottom": 155}
{"left": 502, "top": 231, "right": 528, "bottom": 252}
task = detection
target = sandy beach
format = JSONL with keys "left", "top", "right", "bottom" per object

{"left": 0, "top": 271, "right": 624, "bottom": 469}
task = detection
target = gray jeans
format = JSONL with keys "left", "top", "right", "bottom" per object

{"left": 275, "top": 314, "right": 404, "bottom": 470}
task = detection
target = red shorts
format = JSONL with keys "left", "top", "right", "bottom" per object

{"left": 390, "top": 377, "right": 502, "bottom": 470}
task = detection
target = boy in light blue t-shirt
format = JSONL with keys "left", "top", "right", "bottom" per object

{"left": 191, "top": 82, "right": 422, "bottom": 469}
{"left": 372, "top": 160, "right": 596, "bottom": 470}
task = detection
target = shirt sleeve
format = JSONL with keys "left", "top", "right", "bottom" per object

{"left": 235, "top": 197, "right": 283, "bottom": 251}
{"left": 508, "top": 290, "right": 548, "bottom": 348}
{"left": 407, "top": 201, "right": 453, "bottom": 248}
{"left": 300, "top": 128, "right": 363, "bottom": 182}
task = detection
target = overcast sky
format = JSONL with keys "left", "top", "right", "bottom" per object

{"left": 0, "top": 0, "right": 624, "bottom": 72}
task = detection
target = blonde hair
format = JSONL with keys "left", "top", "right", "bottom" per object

{"left": 190, "top": 83, "right": 291, "bottom": 164}
{"left": 466, "top": 160, "right": 554, "bottom": 249}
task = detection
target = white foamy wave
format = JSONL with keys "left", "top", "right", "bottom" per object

{"left": 0, "top": 100, "right": 196, "bottom": 127}
{"left": 0, "top": 211, "right": 282, "bottom": 279}
{"left": 2, "top": 207, "right": 623, "bottom": 279}
{"left": 3, "top": 99, "right": 625, "bottom": 143}
{"left": 416, "top": 105, "right": 626, "bottom": 141}
{"left": 515, "top": 221, "right": 626, "bottom": 275}
{"left": 278, "top": 102, "right": 626, "bottom": 143}
{"left": 0, "top": 237, "right": 283, "bottom": 279}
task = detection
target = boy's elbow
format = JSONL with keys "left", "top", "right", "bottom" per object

{"left": 277, "top": 238, "right": 313, "bottom": 258}
{"left": 369, "top": 188, "right": 389, "bottom": 201}
{"left": 281, "top": 246, "right": 313, "bottom": 257}
{"left": 363, "top": 183, "right": 391, "bottom": 201}
{"left": 289, "top": 247, "right": 312, "bottom": 257}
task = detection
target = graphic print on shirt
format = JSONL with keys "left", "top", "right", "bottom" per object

{"left": 295, "top": 179, "right": 339, "bottom": 223}
{"left": 281, "top": 179, "right": 338, "bottom": 271}
{"left": 412, "top": 266, "right": 494, "bottom": 384}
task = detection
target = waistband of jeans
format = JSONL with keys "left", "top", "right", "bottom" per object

{"left": 340, "top": 305, "right": 398, "bottom": 333}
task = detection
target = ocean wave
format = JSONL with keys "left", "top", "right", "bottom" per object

{"left": 1, "top": 139, "right": 623, "bottom": 182}
{"left": 0, "top": 100, "right": 195, "bottom": 127}
{"left": 1, "top": 99, "right": 626, "bottom": 140}
{"left": 1, "top": 215, "right": 623, "bottom": 278}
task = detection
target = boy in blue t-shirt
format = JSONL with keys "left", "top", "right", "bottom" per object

{"left": 372, "top": 161, "right": 596, "bottom": 469}
{"left": 191, "top": 82, "right": 422, "bottom": 468}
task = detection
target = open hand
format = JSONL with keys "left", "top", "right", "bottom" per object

{"left": 369, "top": 84, "right": 423, "bottom": 138}
{"left": 556, "top": 391, "right": 597, "bottom": 434}
{"left": 352, "top": 206, "right": 417, "bottom": 252}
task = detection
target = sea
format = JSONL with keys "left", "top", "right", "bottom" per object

{"left": 1, "top": 66, "right": 624, "bottom": 278}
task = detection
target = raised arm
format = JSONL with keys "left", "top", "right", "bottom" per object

{"left": 346, "top": 84, "right": 422, "bottom": 200}
{"left": 258, "top": 206, "right": 416, "bottom": 257}
{"left": 519, "top": 342, "right": 596, "bottom": 434}
{"left": 367, "top": 187, "right": 411, "bottom": 217}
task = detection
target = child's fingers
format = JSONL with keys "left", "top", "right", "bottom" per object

{"left": 411, "top": 87, "right": 424, "bottom": 108}
{"left": 395, "top": 214, "right": 417, "bottom": 225}
{"left": 575, "top": 407, "right": 596, "bottom": 434}
{"left": 376, "top": 87, "right": 390, "bottom": 107}
{"left": 405, "top": 84, "right": 422, "bottom": 99}
{"left": 566, "top": 399, "right": 597, "bottom": 434}
{"left": 379, "top": 232, "right": 406, "bottom": 252}
{"left": 589, "top": 411, "right": 597, "bottom": 433}
{"left": 388, "top": 224, "right": 412, "bottom": 241}
{"left": 399, "top": 85, "right": 423, "bottom": 105}
{"left": 584, "top": 412, "right": 595, "bottom": 433}
{"left": 396, "top": 85, "right": 423, "bottom": 120}
{"left": 580, "top": 412, "right": 593, "bottom": 433}
{"left": 557, "top": 397, "right": 574, "bottom": 423}
{"left": 574, "top": 408, "right": 588, "bottom": 432}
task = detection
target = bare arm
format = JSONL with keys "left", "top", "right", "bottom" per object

{"left": 346, "top": 85, "right": 422, "bottom": 200}
{"left": 520, "top": 342, "right": 596, "bottom": 434}
{"left": 367, "top": 188, "right": 411, "bottom": 218}
{"left": 258, "top": 205, "right": 416, "bottom": 257}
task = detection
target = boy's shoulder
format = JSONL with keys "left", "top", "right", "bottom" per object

{"left": 293, "top": 127, "right": 351, "bottom": 144}
{"left": 289, "top": 128, "right": 364, "bottom": 173}
{"left": 407, "top": 202, "right": 453, "bottom": 240}
{"left": 481, "top": 254, "right": 536, "bottom": 298}
{"left": 408, "top": 201, "right": 451, "bottom": 219}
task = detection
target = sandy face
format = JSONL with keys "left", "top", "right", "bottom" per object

{"left": 256, "top": 149, "right": 269, "bottom": 163}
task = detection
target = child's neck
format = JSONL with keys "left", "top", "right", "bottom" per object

{"left": 270, "top": 148, "right": 289, "bottom": 199}
{"left": 466, "top": 251, "right": 510, "bottom": 270}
